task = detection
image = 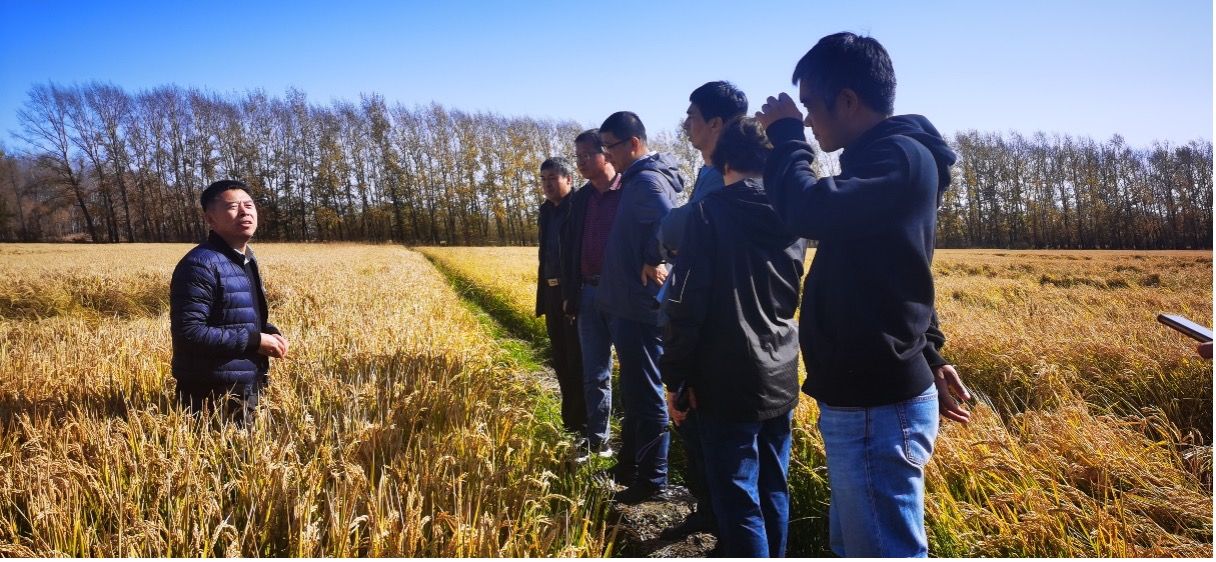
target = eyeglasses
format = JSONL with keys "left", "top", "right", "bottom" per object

{"left": 575, "top": 152, "right": 601, "bottom": 162}
{"left": 602, "top": 138, "right": 630, "bottom": 150}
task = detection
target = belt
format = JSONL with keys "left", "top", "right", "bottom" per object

{"left": 546, "top": 278, "right": 560, "bottom": 287}
{"left": 583, "top": 275, "right": 600, "bottom": 286}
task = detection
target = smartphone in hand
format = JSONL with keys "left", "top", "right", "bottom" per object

{"left": 1157, "top": 313, "right": 1214, "bottom": 342}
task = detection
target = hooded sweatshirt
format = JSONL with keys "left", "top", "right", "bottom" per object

{"left": 762, "top": 115, "right": 957, "bottom": 408}
{"left": 596, "top": 152, "right": 685, "bottom": 325}
{"left": 660, "top": 178, "right": 807, "bottom": 422}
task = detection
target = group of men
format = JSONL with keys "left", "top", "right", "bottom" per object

{"left": 171, "top": 32, "right": 972, "bottom": 558}
{"left": 532, "top": 33, "right": 972, "bottom": 557}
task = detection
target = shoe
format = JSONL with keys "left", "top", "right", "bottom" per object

{"left": 659, "top": 508, "right": 716, "bottom": 540}
{"left": 612, "top": 483, "right": 665, "bottom": 505}
{"left": 596, "top": 445, "right": 614, "bottom": 459}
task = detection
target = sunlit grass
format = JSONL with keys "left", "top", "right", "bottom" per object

{"left": 420, "top": 245, "right": 1213, "bottom": 557}
{"left": 0, "top": 243, "right": 613, "bottom": 557}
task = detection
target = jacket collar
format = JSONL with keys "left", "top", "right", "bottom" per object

{"left": 207, "top": 231, "right": 255, "bottom": 265}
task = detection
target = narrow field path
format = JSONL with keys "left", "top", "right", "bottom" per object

{"left": 417, "top": 248, "right": 716, "bottom": 557}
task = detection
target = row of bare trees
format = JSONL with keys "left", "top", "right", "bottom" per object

{"left": 940, "top": 131, "right": 1212, "bottom": 249}
{"left": 0, "top": 82, "right": 1210, "bottom": 248}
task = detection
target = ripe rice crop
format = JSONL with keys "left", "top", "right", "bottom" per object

{"left": 0, "top": 243, "right": 613, "bottom": 557}
{"left": 421, "top": 246, "right": 1213, "bottom": 557}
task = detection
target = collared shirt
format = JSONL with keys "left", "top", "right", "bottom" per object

{"left": 580, "top": 173, "right": 622, "bottom": 279}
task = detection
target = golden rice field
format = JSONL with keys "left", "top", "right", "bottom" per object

{"left": 0, "top": 244, "right": 614, "bottom": 557}
{"left": 421, "top": 246, "right": 1214, "bottom": 558}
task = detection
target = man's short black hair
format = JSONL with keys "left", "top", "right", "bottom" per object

{"left": 540, "top": 156, "right": 573, "bottom": 178}
{"left": 200, "top": 179, "right": 252, "bottom": 209}
{"left": 712, "top": 117, "right": 772, "bottom": 176}
{"left": 574, "top": 129, "right": 603, "bottom": 151}
{"left": 599, "top": 111, "right": 647, "bottom": 143}
{"left": 689, "top": 81, "right": 748, "bottom": 122}
{"left": 792, "top": 32, "right": 896, "bottom": 116}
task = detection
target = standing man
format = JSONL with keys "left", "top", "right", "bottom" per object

{"left": 170, "top": 179, "right": 287, "bottom": 427}
{"left": 662, "top": 116, "right": 806, "bottom": 558}
{"left": 659, "top": 80, "right": 747, "bottom": 257}
{"left": 755, "top": 33, "right": 972, "bottom": 557}
{"left": 597, "top": 111, "right": 685, "bottom": 504}
{"left": 536, "top": 157, "right": 586, "bottom": 440}
{"left": 563, "top": 130, "right": 620, "bottom": 461}
{"left": 657, "top": 80, "right": 748, "bottom": 541}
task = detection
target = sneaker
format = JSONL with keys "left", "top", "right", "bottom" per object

{"left": 612, "top": 483, "right": 665, "bottom": 505}
{"left": 596, "top": 445, "right": 614, "bottom": 459}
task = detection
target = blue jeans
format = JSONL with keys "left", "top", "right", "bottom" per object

{"left": 699, "top": 410, "right": 792, "bottom": 558}
{"left": 577, "top": 284, "right": 614, "bottom": 449}
{"left": 608, "top": 315, "right": 669, "bottom": 489}
{"left": 817, "top": 384, "right": 939, "bottom": 558}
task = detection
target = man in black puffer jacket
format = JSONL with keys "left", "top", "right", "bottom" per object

{"left": 170, "top": 179, "right": 287, "bottom": 426}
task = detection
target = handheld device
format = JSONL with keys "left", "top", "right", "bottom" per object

{"left": 1157, "top": 313, "right": 1214, "bottom": 342}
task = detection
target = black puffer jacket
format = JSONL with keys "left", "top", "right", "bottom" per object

{"left": 170, "top": 232, "right": 279, "bottom": 385}
{"left": 660, "top": 178, "right": 807, "bottom": 422}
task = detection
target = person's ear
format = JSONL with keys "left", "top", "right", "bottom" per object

{"left": 708, "top": 116, "right": 724, "bottom": 133}
{"left": 838, "top": 89, "right": 860, "bottom": 116}
{"left": 629, "top": 136, "right": 641, "bottom": 154}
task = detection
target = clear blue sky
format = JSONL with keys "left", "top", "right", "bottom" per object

{"left": 0, "top": 0, "right": 1210, "bottom": 148}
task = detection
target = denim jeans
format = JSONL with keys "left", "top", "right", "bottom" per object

{"left": 817, "top": 384, "right": 939, "bottom": 558}
{"left": 699, "top": 410, "right": 792, "bottom": 557}
{"left": 577, "top": 284, "right": 615, "bottom": 450}
{"left": 607, "top": 315, "right": 669, "bottom": 489}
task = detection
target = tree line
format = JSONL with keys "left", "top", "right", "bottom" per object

{"left": 0, "top": 82, "right": 1210, "bottom": 249}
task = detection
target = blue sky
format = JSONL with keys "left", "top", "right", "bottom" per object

{"left": 0, "top": 0, "right": 1210, "bottom": 148}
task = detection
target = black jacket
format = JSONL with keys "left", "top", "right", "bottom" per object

{"left": 660, "top": 178, "right": 807, "bottom": 422}
{"left": 558, "top": 182, "right": 594, "bottom": 314}
{"left": 170, "top": 232, "right": 280, "bottom": 385}
{"left": 535, "top": 190, "right": 576, "bottom": 317}
{"left": 763, "top": 115, "right": 955, "bottom": 407}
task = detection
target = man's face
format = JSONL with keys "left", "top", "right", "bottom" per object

{"left": 540, "top": 169, "right": 572, "bottom": 203}
{"left": 575, "top": 140, "right": 609, "bottom": 178}
{"left": 205, "top": 188, "right": 257, "bottom": 242}
{"left": 599, "top": 131, "right": 632, "bottom": 171}
{"left": 800, "top": 81, "right": 846, "bottom": 152}
{"left": 683, "top": 103, "right": 716, "bottom": 154}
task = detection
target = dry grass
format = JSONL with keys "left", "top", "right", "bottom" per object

{"left": 421, "top": 246, "right": 1213, "bottom": 557}
{"left": 0, "top": 243, "right": 613, "bottom": 557}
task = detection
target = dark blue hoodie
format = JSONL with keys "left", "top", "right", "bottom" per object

{"left": 763, "top": 115, "right": 957, "bottom": 407}
{"left": 596, "top": 152, "right": 686, "bottom": 325}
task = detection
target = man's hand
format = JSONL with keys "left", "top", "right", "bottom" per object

{"left": 259, "top": 332, "right": 289, "bottom": 358}
{"left": 666, "top": 387, "right": 698, "bottom": 427}
{"left": 641, "top": 263, "right": 668, "bottom": 286}
{"left": 754, "top": 93, "right": 804, "bottom": 129}
{"left": 934, "top": 364, "right": 971, "bottom": 424}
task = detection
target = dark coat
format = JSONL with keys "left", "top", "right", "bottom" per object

{"left": 535, "top": 190, "right": 577, "bottom": 317}
{"left": 660, "top": 178, "right": 807, "bottom": 422}
{"left": 558, "top": 182, "right": 594, "bottom": 314}
{"left": 170, "top": 232, "right": 279, "bottom": 386}
{"left": 763, "top": 115, "right": 956, "bottom": 407}
{"left": 595, "top": 153, "right": 685, "bottom": 325}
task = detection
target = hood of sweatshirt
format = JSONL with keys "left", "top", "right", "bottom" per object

{"left": 622, "top": 152, "right": 687, "bottom": 193}
{"left": 712, "top": 178, "right": 800, "bottom": 251}
{"left": 841, "top": 114, "right": 957, "bottom": 205}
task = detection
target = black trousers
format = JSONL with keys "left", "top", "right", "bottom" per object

{"left": 176, "top": 377, "right": 266, "bottom": 428}
{"left": 542, "top": 283, "right": 587, "bottom": 435}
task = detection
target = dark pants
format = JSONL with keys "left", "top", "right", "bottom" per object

{"left": 679, "top": 407, "right": 716, "bottom": 523}
{"left": 608, "top": 316, "right": 669, "bottom": 489}
{"left": 542, "top": 283, "right": 587, "bottom": 434}
{"left": 700, "top": 410, "right": 793, "bottom": 558}
{"left": 176, "top": 378, "right": 266, "bottom": 428}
